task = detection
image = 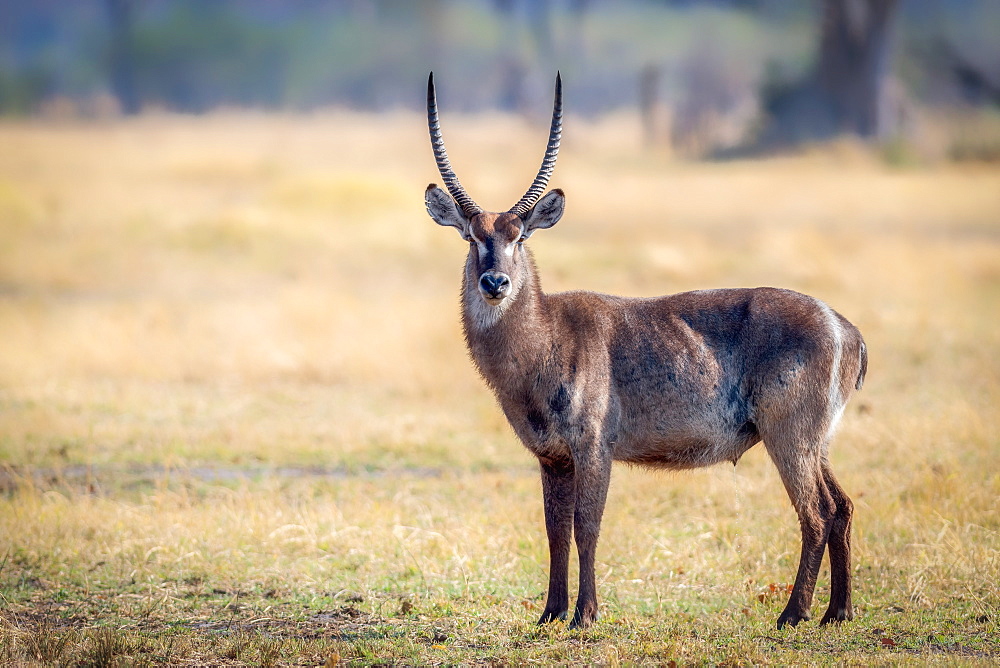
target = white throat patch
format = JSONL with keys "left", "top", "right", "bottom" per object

{"left": 465, "top": 277, "right": 522, "bottom": 330}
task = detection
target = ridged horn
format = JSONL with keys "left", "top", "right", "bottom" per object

{"left": 427, "top": 72, "right": 482, "bottom": 218}
{"left": 509, "top": 72, "right": 562, "bottom": 217}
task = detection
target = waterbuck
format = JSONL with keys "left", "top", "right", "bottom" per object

{"left": 424, "top": 72, "right": 867, "bottom": 630}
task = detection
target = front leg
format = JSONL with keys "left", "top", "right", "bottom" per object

{"left": 537, "top": 457, "right": 575, "bottom": 624}
{"left": 570, "top": 450, "right": 612, "bottom": 629}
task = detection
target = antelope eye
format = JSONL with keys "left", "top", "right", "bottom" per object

{"left": 517, "top": 235, "right": 527, "bottom": 244}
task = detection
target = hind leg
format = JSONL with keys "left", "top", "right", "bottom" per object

{"left": 762, "top": 431, "right": 837, "bottom": 629}
{"left": 819, "top": 459, "right": 854, "bottom": 625}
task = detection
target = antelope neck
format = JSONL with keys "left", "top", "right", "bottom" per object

{"left": 461, "top": 248, "right": 550, "bottom": 349}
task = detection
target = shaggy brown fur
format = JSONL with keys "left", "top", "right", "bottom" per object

{"left": 426, "top": 187, "right": 867, "bottom": 630}
{"left": 424, "top": 71, "right": 865, "bottom": 631}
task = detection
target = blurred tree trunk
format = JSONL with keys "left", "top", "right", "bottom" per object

{"left": 526, "top": 0, "right": 554, "bottom": 63}
{"left": 758, "top": 0, "right": 901, "bottom": 147}
{"left": 106, "top": 0, "right": 140, "bottom": 115}
{"left": 492, "top": 0, "right": 526, "bottom": 113}
{"left": 816, "top": 0, "right": 898, "bottom": 138}
{"left": 639, "top": 63, "right": 662, "bottom": 147}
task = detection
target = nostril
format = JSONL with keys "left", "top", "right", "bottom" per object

{"left": 479, "top": 273, "right": 511, "bottom": 298}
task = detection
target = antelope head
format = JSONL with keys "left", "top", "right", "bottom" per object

{"left": 425, "top": 72, "right": 565, "bottom": 307}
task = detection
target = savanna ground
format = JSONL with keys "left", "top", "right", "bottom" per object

{"left": 0, "top": 110, "right": 998, "bottom": 666}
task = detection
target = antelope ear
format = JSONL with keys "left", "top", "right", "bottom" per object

{"left": 522, "top": 189, "right": 565, "bottom": 236}
{"left": 425, "top": 184, "right": 470, "bottom": 240}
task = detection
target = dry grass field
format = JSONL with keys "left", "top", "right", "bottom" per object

{"left": 0, "top": 111, "right": 998, "bottom": 665}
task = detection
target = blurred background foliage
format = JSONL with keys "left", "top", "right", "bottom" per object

{"left": 0, "top": 0, "right": 999, "bottom": 156}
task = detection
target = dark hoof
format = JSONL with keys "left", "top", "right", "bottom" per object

{"left": 820, "top": 606, "right": 854, "bottom": 625}
{"left": 537, "top": 609, "right": 568, "bottom": 625}
{"left": 776, "top": 609, "right": 810, "bottom": 629}
{"left": 568, "top": 607, "right": 598, "bottom": 630}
